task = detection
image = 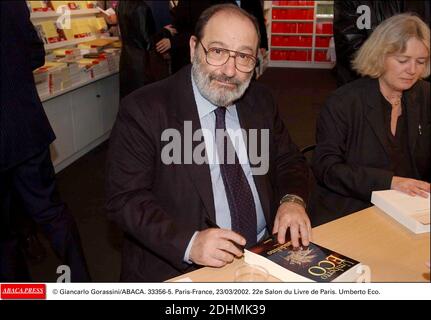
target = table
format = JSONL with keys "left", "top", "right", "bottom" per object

{"left": 169, "top": 206, "right": 430, "bottom": 282}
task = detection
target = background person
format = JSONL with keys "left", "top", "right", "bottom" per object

{"left": 309, "top": 14, "right": 430, "bottom": 226}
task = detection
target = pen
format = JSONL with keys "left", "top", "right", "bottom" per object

{"left": 205, "top": 217, "right": 245, "bottom": 252}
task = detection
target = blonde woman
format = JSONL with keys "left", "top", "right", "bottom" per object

{"left": 309, "top": 13, "right": 430, "bottom": 226}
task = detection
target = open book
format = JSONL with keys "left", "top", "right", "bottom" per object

{"left": 371, "top": 190, "right": 430, "bottom": 234}
{"left": 244, "top": 236, "right": 363, "bottom": 282}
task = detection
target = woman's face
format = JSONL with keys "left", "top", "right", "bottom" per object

{"left": 380, "top": 37, "right": 429, "bottom": 92}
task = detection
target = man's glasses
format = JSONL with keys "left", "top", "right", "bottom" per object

{"left": 198, "top": 40, "right": 257, "bottom": 73}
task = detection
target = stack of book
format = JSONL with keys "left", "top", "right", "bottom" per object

{"left": 34, "top": 71, "right": 50, "bottom": 98}
{"left": 103, "top": 48, "right": 121, "bottom": 72}
{"left": 371, "top": 190, "right": 430, "bottom": 234}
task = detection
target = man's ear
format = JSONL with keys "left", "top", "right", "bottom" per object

{"left": 189, "top": 36, "right": 198, "bottom": 62}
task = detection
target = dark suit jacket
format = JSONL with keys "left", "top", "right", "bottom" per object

{"left": 106, "top": 65, "right": 308, "bottom": 281}
{"left": 309, "top": 77, "right": 430, "bottom": 226}
{"left": 0, "top": 1, "right": 55, "bottom": 172}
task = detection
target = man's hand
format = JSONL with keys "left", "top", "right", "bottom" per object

{"left": 272, "top": 202, "right": 312, "bottom": 248}
{"left": 391, "top": 176, "right": 430, "bottom": 198}
{"left": 156, "top": 38, "right": 171, "bottom": 54}
{"left": 189, "top": 228, "right": 246, "bottom": 267}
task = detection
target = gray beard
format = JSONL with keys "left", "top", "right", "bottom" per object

{"left": 192, "top": 54, "right": 252, "bottom": 107}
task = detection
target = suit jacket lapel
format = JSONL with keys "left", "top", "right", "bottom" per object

{"left": 236, "top": 95, "right": 272, "bottom": 225}
{"left": 364, "top": 78, "right": 391, "bottom": 157}
{"left": 171, "top": 66, "right": 216, "bottom": 222}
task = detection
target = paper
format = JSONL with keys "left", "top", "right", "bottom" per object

{"left": 97, "top": 7, "right": 116, "bottom": 16}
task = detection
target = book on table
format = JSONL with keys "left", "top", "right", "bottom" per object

{"left": 244, "top": 236, "right": 363, "bottom": 282}
{"left": 371, "top": 190, "right": 430, "bottom": 234}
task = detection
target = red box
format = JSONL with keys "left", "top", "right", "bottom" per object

{"left": 315, "top": 50, "right": 330, "bottom": 62}
{"left": 271, "top": 22, "right": 282, "bottom": 33}
{"left": 1, "top": 284, "right": 46, "bottom": 300}
{"left": 315, "top": 37, "right": 330, "bottom": 47}
{"left": 322, "top": 23, "right": 333, "bottom": 34}
{"left": 298, "top": 23, "right": 313, "bottom": 33}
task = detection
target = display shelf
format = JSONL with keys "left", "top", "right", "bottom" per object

{"left": 272, "top": 33, "right": 313, "bottom": 36}
{"left": 272, "top": 19, "right": 314, "bottom": 22}
{"left": 44, "top": 35, "right": 96, "bottom": 50}
{"left": 267, "top": 0, "right": 335, "bottom": 69}
{"left": 42, "top": 73, "right": 119, "bottom": 173}
{"left": 316, "top": 14, "right": 334, "bottom": 19}
{"left": 43, "top": 36, "right": 118, "bottom": 50}
{"left": 271, "top": 46, "right": 312, "bottom": 49}
{"left": 30, "top": 9, "right": 100, "bottom": 19}
{"left": 39, "top": 70, "right": 119, "bottom": 102}
{"left": 273, "top": 5, "right": 315, "bottom": 9}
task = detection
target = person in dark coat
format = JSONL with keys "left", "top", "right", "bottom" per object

{"left": 117, "top": 0, "right": 157, "bottom": 98}
{"left": 309, "top": 14, "right": 430, "bottom": 226}
{"left": 0, "top": 1, "right": 90, "bottom": 281}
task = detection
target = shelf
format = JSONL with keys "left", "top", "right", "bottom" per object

{"left": 273, "top": 5, "right": 315, "bottom": 9}
{"left": 44, "top": 36, "right": 119, "bottom": 50}
{"left": 30, "top": 9, "right": 100, "bottom": 19}
{"left": 316, "top": 1, "right": 334, "bottom": 5}
{"left": 315, "top": 34, "right": 333, "bottom": 37}
{"left": 315, "top": 47, "right": 331, "bottom": 50}
{"left": 271, "top": 46, "right": 312, "bottom": 50}
{"left": 272, "top": 19, "right": 314, "bottom": 22}
{"left": 44, "top": 36, "right": 96, "bottom": 50}
{"left": 40, "top": 70, "right": 119, "bottom": 102}
{"left": 272, "top": 33, "right": 313, "bottom": 36}
{"left": 316, "top": 14, "right": 334, "bottom": 19}
{"left": 269, "top": 60, "right": 334, "bottom": 69}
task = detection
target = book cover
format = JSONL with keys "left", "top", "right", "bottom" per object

{"left": 245, "top": 236, "right": 362, "bottom": 282}
{"left": 371, "top": 190, "right": 430, "bottom": 234}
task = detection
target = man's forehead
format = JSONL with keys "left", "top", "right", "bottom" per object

{"left": 202, "top": 11, "right": 258, "bottom": 48}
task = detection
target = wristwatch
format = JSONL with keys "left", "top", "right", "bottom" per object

{"left": 280, "top": 194, "right": 306, "bottom": 209}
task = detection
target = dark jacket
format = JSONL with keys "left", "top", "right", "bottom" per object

{"left": 117, "top": 0, "right": 157, "bottom": 98}
{"left": 106, "top": 65, "right": 308, "bottom": 281}
{"left": 333, "top": 0, "right": 404, "bottom": 86}
{"left": 0, "top": 1, "right": 55, "bottom": 172}
{"left": 309, "top": 77, "right": 430, "bottom": 226}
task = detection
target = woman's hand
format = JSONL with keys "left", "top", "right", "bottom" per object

{"left": 391, "top": 176, "right": 430, "bottom": 198}
{"left": 156, "top": 38, "right": 171, "bottom": 54}
{"left": 163, "top": 24, "right": 177, "bottom": 36}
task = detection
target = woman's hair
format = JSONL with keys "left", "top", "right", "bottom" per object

{"left": 352, "top": 13, "right": 430, "bottom": 78}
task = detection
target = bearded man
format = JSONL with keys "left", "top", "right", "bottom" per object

{"left": 106, "top": 4, "right": 310, "bottom": 282}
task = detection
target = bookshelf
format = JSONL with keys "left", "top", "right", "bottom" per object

{"left": 266, "top": 0, "right": 335, "bottom": 69}
{"left": 27, "top": 1, "right": 121, "bottom": 172}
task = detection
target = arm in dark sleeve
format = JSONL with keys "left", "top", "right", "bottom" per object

{"left": 105, "top": 97, "right": 195, "bottom": 271}
{"left": 134, "top": 4, "right": 156, "bottom": 49}
{"left": 312, "top": 95, "right": 393, "bottom": 201}
{"left": 271, "top": 93, "right": 309, "bottom": 202}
